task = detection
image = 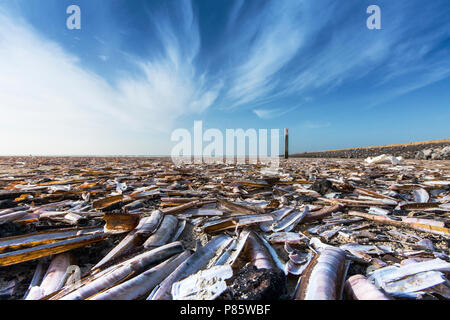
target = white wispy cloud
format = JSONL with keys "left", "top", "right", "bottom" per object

{"left": 0, "top": 2, "right": 218, "bottom": 154}
{"left": 0, "top": 12, "right": 135, "bottom": 155}
{"left": 253, "top": 106, "right": 297, "bottom": 119}
{"left": 229, "top": 4, "right": 303, "bottom": 105}
{"left": 300, "top": 121, "right": 332, "bottom": 129}
{"left": 112, "top": 1, "right": 223, "bottom": 132}
{"left": 218, "top": 1, "right": 450, "bottom": 111}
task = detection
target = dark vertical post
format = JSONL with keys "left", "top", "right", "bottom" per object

{"left": 284, "top": 128, "right": 289, "bottom": 159}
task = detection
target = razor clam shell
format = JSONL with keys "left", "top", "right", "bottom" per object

{"left": 0, "top": 232, "right": 105, "bottom": 267}
{"left": 23, "top": 259, "right": 48, "bottom": 299}
{"left": 318, "top": 227, "right": 342, "bottom": 241}
{"left": 400, "top": 217, "right": 445, "bottom": 228}
{"left": 303, "top": 204, "right": 342, "bottom": 223}
{"left": 367, "top": 207, "right": 390, "bottom": 216}
{"left": 34, "top": 253, "right": 73, "bottom": 299}
{"left": 0, "top": 227, "right": 103, "bottom": 253}
{"left": 271, "top": 206, "right": 309, "bottom": 232}
{"left": 172, "top": 219, "right": 186, "bottom": 241}
{"left": 345, "top": 274, "right": 390, "bottom": 300}
{"left": 285, "top": 251, "right": 314, "bottom": 276}
{"left": 206, "top": 237, "right": 235, "bottom": 268}
{"left": 358, "top": 196, "right": 398, "bottom": 205}
{"left": 345, "top": 249, "right": 372, "bottom": 263}
{"left": 413, "top": 188, "right": 430, "bottom": 203}
{"left": 0, "top": 206, "right": 29, "bottom": 216}
{"left": 284, "top": 242, "right": 295, "bottom": 254}
{"left": 143, "top": 215, "right": 179, "bottom": 248}
{"left": 92, "top": 195, "right": 123, "bottom": 210}
{"left": 384, "top": 271, "right": 446, "bottom": 294}
{"left": 47, "top": 262, "right": 119, "bottom": 300}
{"left": 90, "top": 251, "right": 191, "bottom": 300}
{"left": 422, "top": 181, "right": 450, "bottom": 187}
{"left": 213, "top": 239, "right": 237, "bottom": 266}
{"left": 340, "top": 243, "right": 390, "bottom": 255}
{"left": 383, "top": 258, "right": 450, "bottom": 283}
{"left": 135, "top": 210, "right": 165, "bottom": 235}
{"left": 309, "top": 237, "right": 334, "bottom": 252}
{"left": 368, "top": 258, "right": 450, "bottom": 288}
{"left": 289, "top": 251, "right": 313, "bottom": 265}
{"left": 416, "top": 239, "right": 434, "bottom": 251}
{"left": 178, "top": 208, "right": 223, "bottom": 217}
{"left": 349, "top": 210, "right": 450, "bottom": 237}
{"left": 203, "top": 214, "right": 273, "bottom": 233}
{"left": 253, "top": 232, "right": 285, "bottom": 272}
{"left": 260, "top": 207, "right": 294, "bottom": 232}
{"left": 60, "top": 241, "right": 183, "bottom": 300}
{"left": 221, "top": 229, "right": 250, "bottom": 266}
{"left": 92, "top": 211, "right": 163, "bottom": 270}
{"left": 285, "top": 260, "right": 307, "bottom": 276}
{"left": 162, "top": 200, "right": 200, "bottom": 215}
{"left": 246, "top": 231, "right": 276, "bottom": 270}
{"left": 218, "top": 199, "right": 263, "bottom": 215}
{"left": 149, "top": 234, "right": 232, "bottom": 300}
{"left": 265, "top": 232, "right": 306, "bottom": 244}
{"left": 0, "top": 210, "right": 28, "bottom": 224}
{"left": 295, "top": 246, "right": 349, "bottom": 300}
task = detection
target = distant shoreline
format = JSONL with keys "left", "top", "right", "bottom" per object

{"left": 294, "top": 138, "right": 450, "bottom": 154}
{"left": 291, "top": 139, "right": 450, "bottom": 159}
{"left": 0, "top": 138, "right": 449, "bottom": 159}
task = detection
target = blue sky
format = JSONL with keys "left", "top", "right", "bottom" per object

{"left": 0, "top": 0, "right": 449, "bottom": 155}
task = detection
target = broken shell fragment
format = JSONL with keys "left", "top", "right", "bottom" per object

{"left": 171, "top": 264, "right": 233, "bottom": 300}
{"left": 266, "top": 232, "right": 306, "bottom": 244}
{"left": 92, "top": 195, "right": 124, "bottom": 211}
{"left": 102, "top": 212, "right": 140, "bottom": 234}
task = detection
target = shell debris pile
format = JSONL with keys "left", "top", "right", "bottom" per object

{"left": 0, "top": 156, "right": 449, "bottom": 300}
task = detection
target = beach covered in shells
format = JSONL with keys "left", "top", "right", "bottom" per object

{"left": 0, "top": 156, "right": 449, "bottom": 300}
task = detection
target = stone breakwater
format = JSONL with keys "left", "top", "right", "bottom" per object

{"left": 293, "top": 141, "right": 450, "bottom": 160}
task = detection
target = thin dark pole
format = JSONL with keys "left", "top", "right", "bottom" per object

{"left": 284, "top": 128, "right": 289, "bottom": 159}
